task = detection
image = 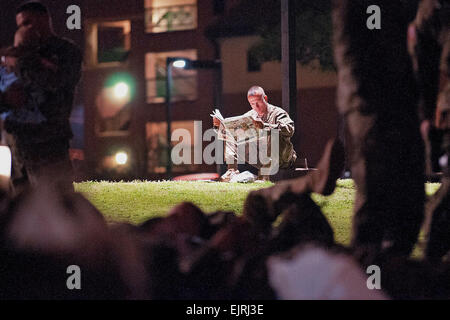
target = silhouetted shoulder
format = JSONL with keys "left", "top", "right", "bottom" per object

{"left": 41, "top": 36, "right": 82, "bottom": 63}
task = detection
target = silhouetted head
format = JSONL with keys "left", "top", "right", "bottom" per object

{"left": 16, "top": 1, "right": 54, "bottom": 40}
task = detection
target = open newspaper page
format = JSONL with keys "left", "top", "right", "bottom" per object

{"left": 211, "top": 109, "right": 260, "bottom": 146}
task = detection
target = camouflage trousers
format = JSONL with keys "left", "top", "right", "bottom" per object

{"left": 224, "top": 138, "right": 297, "bottom": 175}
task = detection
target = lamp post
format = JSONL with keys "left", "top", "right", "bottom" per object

{"left": 165, "top": 57, "right": 222, "bottom": 179}
{"left": 165, "top": 57, "right": 174, "bottom": 179}
{"left": 281, "top": 0, "right": 297, "bottom": 146}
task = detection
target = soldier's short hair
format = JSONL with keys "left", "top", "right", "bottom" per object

{"left": 16, "top": 1, "right": 49, "bottom": 16}
{"left": 247, "top": 86, "right": 266, "bottom": 97}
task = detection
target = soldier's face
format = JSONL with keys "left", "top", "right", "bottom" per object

{"left": 248, "top": 94, "right": 268, "bottom": 116}
{"left": 16, "top": 11, "right": 48, "bottom": 35}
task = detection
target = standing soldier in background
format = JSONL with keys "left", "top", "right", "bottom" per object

{"left": 333, "top": 0, "right": 425, "bottom": 258}
{"left": 0, "top": 1, "right": 82, "bottom": 193}
{"left": 408, "top": 0, "right": 450, "bottom": 261}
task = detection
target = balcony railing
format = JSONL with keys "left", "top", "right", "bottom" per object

{"left": 146, "top": 75, "right": 197, "bottom": 103}
{"left": 145, "top": 4, "right": 197, "bottom": 33}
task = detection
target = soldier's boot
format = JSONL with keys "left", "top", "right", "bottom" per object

{"left": 308, "top": 138, "right": 345, "bottom": 196}
{"left": 269, "top": 194, "right": 335, "bottom": 253}
{"left": 243, "top": 139, "right": 344, "bottom": 231}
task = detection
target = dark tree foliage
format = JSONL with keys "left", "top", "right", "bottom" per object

{"left": 248, "top": 0, "right": 420, "bottom": 71}
{"left": 249, "top": 0, "right": 334, "bottom": 71}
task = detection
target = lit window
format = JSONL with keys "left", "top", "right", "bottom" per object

{"left": 145, "top": 0, "right": 197, "bottom": 33}
{"left": 85, "top": 20, "right": 131, "bottom": 66}
{"left": 145, "top": 49, "right": 197, "bottom": 103}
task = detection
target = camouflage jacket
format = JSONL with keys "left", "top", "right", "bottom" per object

{"left": 244, "top": 103, "right": 297, "bottom": 167}
{"left": 0, "top": 66, "right": 46, "bottom": 124}
{"left": 0, "top": 66, "right": 18, "bottom": 93}
{"left": 0, "top": 66, "right": 19, "bottom": 115}
{"left": 3, "top": 36, "right": 82, "bottom": 145}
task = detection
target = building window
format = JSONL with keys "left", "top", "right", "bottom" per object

{"left": 247, "top": 50, "right": 261, "bottom": 72}
{"left": 145, "top": 49, "right": 197, "bottom": 103}
{"left": 85, "top": 20, "right": 131, "bottom": 66}
{"left": 145, "top": 0, "right": 197, "bottom": 33}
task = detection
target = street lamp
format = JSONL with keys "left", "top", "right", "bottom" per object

{"left": 115, "top": 151, "right": 128, "bottom": 166}
{"left": 113, "top": 82, "right": 129, "bottom": 99}
{"left": 165, "top": 57, "right": 222, "bottom": 179}
{"left": 172, "top": 59, "right": 187, "bottom": 69}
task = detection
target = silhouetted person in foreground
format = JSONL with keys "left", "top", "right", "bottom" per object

{"left": 243, "top": 138, "right": 344, "bottom": 236}
{"left": 0, "top": 1, "right": 82, "bottom": 194}
{"left": 333, "top": 0, "right": 425, "bottom": 258}
{"left": 0, "top": 180, "right": 142, "bottom": 299}
{"left": 408, "top": 0, "right": 450, "bottom": 262}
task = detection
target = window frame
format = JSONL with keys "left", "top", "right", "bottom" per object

{"left": 85, "top": 19, "right": 132, "bottom": 68}
{"left": 144, "top": 0, "right": 198, "bottom": 34}
{"left": 145, "top": 49, "right": 198, "bottom": 104}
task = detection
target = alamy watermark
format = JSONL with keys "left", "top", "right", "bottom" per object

{"left": 367, "top": 5, "right": 381, "bottom": 30}
{"left": 66, "top": 265, "right": 81, "bottom": 290}
{"left": 366, "top": 265, "right": 381, "bottom": 290}
{"left": 66, "top": 5, "right": 381, "bottom": 31}
{"left": 66, "top": 5, "right": 81, "bottom": 30}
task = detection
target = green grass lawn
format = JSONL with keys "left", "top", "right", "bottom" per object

{"left": 74, "top": 179, "right": 441, "bottom": 248}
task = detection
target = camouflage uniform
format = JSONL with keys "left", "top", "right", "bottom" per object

{"left": 333, "top": 0, "right": 425, "bottom": 256}
{"left": 225, "top": 104, "right": 297, "bottom": 173}
{"left": 1, "top": 36, "right": 82, "bottom": 191}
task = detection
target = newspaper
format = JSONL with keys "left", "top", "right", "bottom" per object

{"left": 210, "top": 109, "right": 261, "bottom": 146}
